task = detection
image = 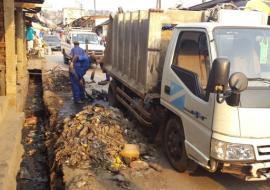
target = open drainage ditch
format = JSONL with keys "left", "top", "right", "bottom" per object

{"left": 17, "top": 70, "right": 64, "bottom": 190}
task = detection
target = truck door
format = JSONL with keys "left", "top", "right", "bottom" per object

{"left": 161, "top": 29, "right": 214, "bottom": 165}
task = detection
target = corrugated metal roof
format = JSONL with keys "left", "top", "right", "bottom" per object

{"left": 189, "top": 0, "right": 248, "bottom": 10}
{"left": 15, "top": 0, "right": 44, "bottom": 4}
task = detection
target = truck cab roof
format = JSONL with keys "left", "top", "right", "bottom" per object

{"left": 175, "top": 22, "right": 270, "bottom": 32}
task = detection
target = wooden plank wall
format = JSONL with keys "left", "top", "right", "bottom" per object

{"left": 0, "top": 0, "right": 5, "bottom": 96}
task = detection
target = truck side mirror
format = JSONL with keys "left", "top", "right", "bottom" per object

{"left": 206, "top": 58, "right": 230, "bottom": 97}
{"left": 226, "top": 72, "right": 248, "bottom": 106}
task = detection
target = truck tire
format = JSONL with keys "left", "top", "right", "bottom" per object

{"left": 164, "top": 117, "right": 188, "bottom": 172}
{"left": 108, "top": 80, "right": 119, "bottom": 107}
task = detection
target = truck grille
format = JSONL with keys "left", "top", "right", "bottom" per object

{"left": 258, "top": 145, "right": 270, "bottom": 156}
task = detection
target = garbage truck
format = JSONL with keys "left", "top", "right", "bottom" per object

{"left": 104, "top": 9, "right": 270, "bottom": 181}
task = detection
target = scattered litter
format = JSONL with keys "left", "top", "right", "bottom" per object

{"left": 27, "top": 149, "right": 37, "bottom": 156}
{"left": 25, "top": 116, "right": 38, "bottom": 126}
{"left": 91, "top": 89, "right": 108, "bottom": 101}
{"left": 44, "top": 67, "right": 70, "bottom": 92}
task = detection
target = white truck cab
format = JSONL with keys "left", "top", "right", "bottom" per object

{"left": 161, "top": 23, "right": 270, "bottom": 181}
{"left": 62, "top": 29, "right": 105, "bottom": 64}
{"left": 106, "top": 9, "right": 270, "bottom": 181}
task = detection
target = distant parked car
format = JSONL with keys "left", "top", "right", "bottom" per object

{"left": 43, "top": 35, "right": 61, "bottom": 51}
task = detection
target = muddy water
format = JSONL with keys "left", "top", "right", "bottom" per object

{"left": 17, "top": 72, "right": 50, "bottom": 190}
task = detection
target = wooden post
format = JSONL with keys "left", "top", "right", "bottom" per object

{"left": 0, "top": 0, "right": 6, "bottom": 96}
{"left": 15, "top": 8, "right": 25, "bottom": 81}
{"left": 3, "top": 0, "right": 16, "bottom": 106}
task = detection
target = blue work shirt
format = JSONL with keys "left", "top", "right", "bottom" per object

{"left": 70, "top": 46, "right": 85, "bottom": 58}
{"left": 70, "top": 46, "right": 91, "bottom": 78}
{"left": 26, "top": 27, "right": 34, "bottom": 41}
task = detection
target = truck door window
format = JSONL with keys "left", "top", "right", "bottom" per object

{"left": 172, "top": 31, "right": 210, "bottom": 99}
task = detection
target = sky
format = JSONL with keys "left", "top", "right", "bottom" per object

{"left": 42, "top": 0, "right": 204, "bottom": 11}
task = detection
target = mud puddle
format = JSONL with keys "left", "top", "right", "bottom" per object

{"left": 17, "top": 70, "right": 50, "bottom": 190}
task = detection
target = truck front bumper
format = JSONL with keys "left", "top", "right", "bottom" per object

{"left": 221, "top": 161, "right": 270, "bottom": 181}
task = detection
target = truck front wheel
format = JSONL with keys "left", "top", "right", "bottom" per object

{"left": 164, "top": 117, "right": 188, "bottom": 172}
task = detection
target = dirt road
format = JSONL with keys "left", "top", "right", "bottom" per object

{"left": 45, "top": 53, "right": 270, "bottom": 190}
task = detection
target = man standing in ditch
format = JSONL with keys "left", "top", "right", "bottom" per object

{"left": 69, "top": 41, "right": 90, "bottom": 104}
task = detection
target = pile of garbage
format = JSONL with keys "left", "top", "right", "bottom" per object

{"left": 55, "top": 105, "right": 128, "bottom": 168}
{"left": 55, "top": 105, "right": 159, "bottom": 171}
{"left": 45, "top": 66, "right": 70, "bottom": 92}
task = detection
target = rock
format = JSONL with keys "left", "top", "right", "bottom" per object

{"left": 144, "top": 168, "right": 155, "bottom": 175}
{"left": 112, "top": 174, "right": 125, "bottom": 182}
{"left": 130, "top": 160, "right": 149, "bottom": 171}
{"left": 148, "top": 162, "right": 163, "bottom": 172}
{"left": 20, "top": 167, "right": 31, "bottom": 180}
{"left": 76, "top": 181, "right": 87, "bottom": 188}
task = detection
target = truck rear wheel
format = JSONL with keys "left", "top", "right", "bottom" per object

{"left": 108, "top": 80, "right": 119, "bottom": 107}
{"left": 164, "top": 117, "right": 188, "bottom": 172}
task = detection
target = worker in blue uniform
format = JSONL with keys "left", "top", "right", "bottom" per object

{"left": 69, "top": 41, "right": 90, "bottom": 104}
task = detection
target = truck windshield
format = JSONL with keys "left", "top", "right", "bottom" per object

{"left": 214, "top": 28, "right": 270, "bottom": 87}
{"left": 71, "top": 33, "right": 99, "bottom": 44}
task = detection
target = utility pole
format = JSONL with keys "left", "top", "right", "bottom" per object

{"left": 80, "top": 0, "right": 83, "bottom": 17}
{"left": 156, "top": 0, "right": 161, "bottom": 9}
{"left": 94, "top": 0, "right": 96, "bottom": 15}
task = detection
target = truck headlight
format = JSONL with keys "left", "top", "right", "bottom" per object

{"left": 211, "top": 139, "right": 255, "bottom": 161}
